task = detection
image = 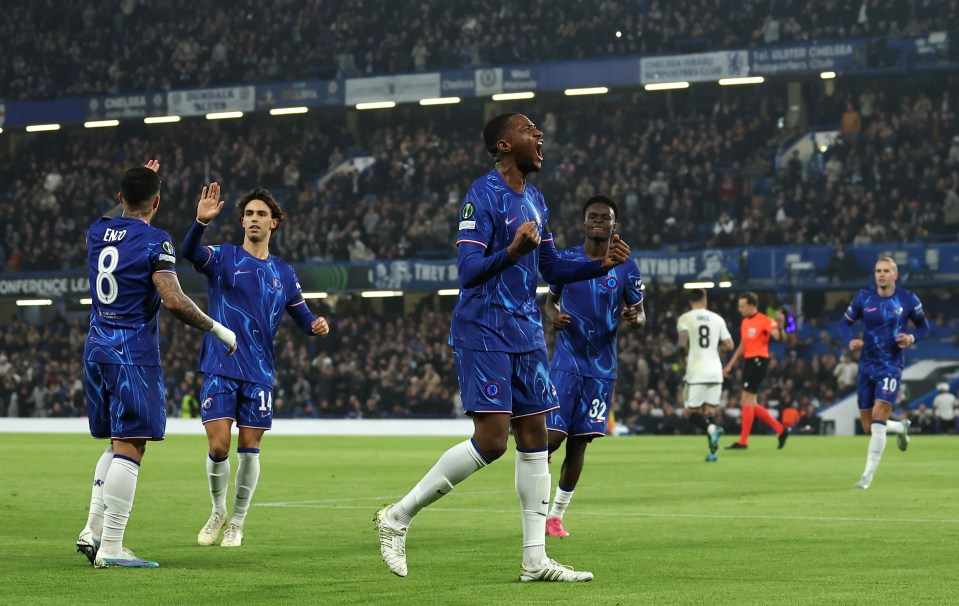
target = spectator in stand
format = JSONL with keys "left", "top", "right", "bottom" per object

{"left": 3, "top": 0, "right": 955, "bottom": 101}
{"left": 910, "top": 403, "right": 935, "bottom": 435}
{"left": 840, "top": 101, "right": 862, "bottom": 140}
{"left": 833, "top": 352, "right": 858, "bottom": 394}
{"left": 3, "top": 76, "right": 958, "bottom": 267}
{"left": 711, "top": 211, "right": 736, "bottom": 248}
{"left": 932, "top": 383, "right": 957, "bottom": 434}
{"left": 796, "top": 403, "right": 821, "bottom": 435}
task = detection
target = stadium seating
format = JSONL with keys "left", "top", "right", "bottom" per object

{"left": 3, "top": 0, "right": 953, "bottom": 100}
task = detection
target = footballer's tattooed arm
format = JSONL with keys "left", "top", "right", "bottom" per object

{"left": 151, "top": 272, "right": 214, "bottom": 331}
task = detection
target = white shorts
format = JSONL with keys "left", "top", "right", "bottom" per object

{"left": 684, "top": 383, "right": 722, "bottom": 409}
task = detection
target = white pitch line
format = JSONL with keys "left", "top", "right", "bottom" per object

{"left": 257, "top": 489, "right": 518, "bottom": 507}
{"left": 255, "top": 500, "right": 959, "bottom": 525}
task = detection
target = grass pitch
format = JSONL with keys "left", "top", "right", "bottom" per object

{"left": 1, "top": 432, "right": 955, "bottom": 605}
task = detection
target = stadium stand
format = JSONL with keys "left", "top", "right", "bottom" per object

{"left": 1, "top": 75, "right": 957, "bottom": 271}
{"left": 1, "top": 0, "right": 955, "bottom": 100}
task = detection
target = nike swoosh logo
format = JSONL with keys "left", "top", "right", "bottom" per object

{"left": 541, "top": 500, "right": 549, "bottom": 505}
{"left": 235, "top": 270, "right": 251, "bottom": 275}
{"left": 866, "top": 308, "right": 877, "bottom": 312}
{"left": 505, "top": 217, "right": 518, "bottom": 225}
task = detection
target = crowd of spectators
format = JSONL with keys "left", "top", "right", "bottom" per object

{"left": 1, "top": 0, "right": 954, "bottom": 101}
{"left": 2, "top": 288, "right": 955, "bottom": 438}
{"left": 1, "top": 75, "right": 958, "bottom": 274}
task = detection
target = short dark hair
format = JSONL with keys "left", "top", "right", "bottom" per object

{"left": 582, "top": 195, "right": 619, "bottom": 221}
{"left": 687, "top": 288, "right": 706, "bottom": 303}
{"left": 483, "top": 113, "right": 520, "bottom": 159}
{"left": 739, "top": 291, "right": 759, "bottom": 307}
{"left": 120, "top": 167, "right": 161, "bottom": 209}
{"left": 235, "top": 187, "right": 285, "bottom": 226}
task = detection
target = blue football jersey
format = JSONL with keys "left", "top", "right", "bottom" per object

{"left": 843, "top": 287, "right": 926, "bottom": 375}
{"left": 192, "top": 243, "right": 307, "bottom": 387}
{"left": 549, "top": 247, "right": 643, "bottom": 379}
{"left": 83, "top": 217, "right": 177, "bottom": 367}
{"left": 449, "top": 169, "right": 552, "bottom": 353}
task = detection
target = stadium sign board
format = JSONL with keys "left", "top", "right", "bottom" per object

{"left": 640, "top": 51, "right": 749, "bottom": 84}
{"left": 87, "top": 93, "right": 165, "bottom": 120}
{"left": 751, "top": 41, "right": 866, "bottom": 76}
{"left": 166, "top": 86, "right": 256, "bottom": 117}
{"left": 345, "top": 73, "right": 440, "bottom": 105}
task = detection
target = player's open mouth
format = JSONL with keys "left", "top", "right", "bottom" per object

{"left": 536, "top": 141, "right": 543, "bottom": 161}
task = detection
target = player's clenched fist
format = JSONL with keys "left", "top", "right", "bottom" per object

{"left": 312, "top": 316, "right": 330, "bottom": 336}
{"left": 600, "top": 234, "right": 630, "bottom": 269}
{"left": 507, "top": 221, "right": 541, "bottom": 261}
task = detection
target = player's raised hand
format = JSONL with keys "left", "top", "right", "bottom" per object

{"left": 197, "top": 182, "right": 225, "bottom": 224}
{"left": 312, "top": 316, "right": 330, "bottom": 336}
{"left": 507, "top": 221, "right": 541, "bottom": 261}
{"left": 600, "top": 234, "right": 630, "bottom": 270}
{"left": 848, "top": 338, "right": 864, "bottom": 351}
{"left": 144, "top": 159, "right": 160, "bottom": 173}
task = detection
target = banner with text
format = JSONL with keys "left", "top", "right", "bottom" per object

{"left": 4, "top": 243, "right": 959, "bottom": 300}
{"left": 640, "top": 50, "right": 749, "bottom": 84}
{"left": 86, "top": 93, "right": 166, "bottom": 120}
{"left": 750, "top": 41, "right": 866, "bottom": 76}
{"left": 345, "top": 73, "right": 440, "bottom": 105}
{"left": 166, "top": 86, "right": 256, "bottom": 117}
{"left": 256, "top": 79, "right": 343, "bottom": 110}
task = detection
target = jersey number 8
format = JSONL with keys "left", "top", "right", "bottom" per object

{"left": 698, "top": 325, "right": 710, "bottom": 348}
{"left": 96, "top": 246, "right": 120, "bottom": 305}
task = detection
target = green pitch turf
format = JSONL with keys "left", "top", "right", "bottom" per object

{"left": 1, "top": 433, "right": 955, "bottom": 605}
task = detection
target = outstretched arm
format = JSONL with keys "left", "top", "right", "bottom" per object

{"left": 181, "top": 183, "right": 225, "bottom": 266}
{"left": 538, "top": 233, "right": 604, "bottom": 285}
{"left": 152, "top": 272, "right": 236, "bottom": 354}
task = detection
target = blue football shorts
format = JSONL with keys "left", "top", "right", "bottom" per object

{"left": 857, "top": 370, "right": 902, "bottom": 410}
{"left": 547, "top": 369, "right": 613, "bottom": 437}
{"left": 200, "top": 373, "right": 274, "bottom": 430}
{"left": 453, "top": 347, "right": 558, "bottom": 418}
{"left": 85, "top": 360, "right": 166, "bottom": 440}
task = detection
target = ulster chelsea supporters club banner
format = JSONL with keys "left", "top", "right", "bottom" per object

{"left": 750, "top": 41, "right": 866, "bottom": 76}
